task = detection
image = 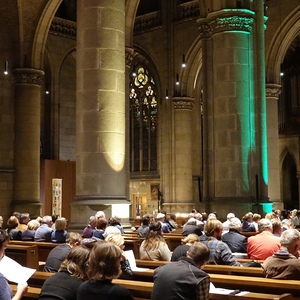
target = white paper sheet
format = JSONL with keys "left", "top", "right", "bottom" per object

{"left": 124, "top": 250, "right": 150, "bottom": 272}
{"left": 209, "top": 282, "right": 249, "bottom": 295}
{"left": 0, "top": 255, "right": 35, "bottom": 284}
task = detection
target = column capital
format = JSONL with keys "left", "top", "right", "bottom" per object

{"left": 13, "top": 68, "right": 44, "bottom": 86}
{"left": 266, "top": 83, "right": 282, "bottom": 98}
{"left": 198, "top": 9, "right": 256, "bottom": 37}
{"left": 173, "top": 97, "right": 194, "bottom": 110}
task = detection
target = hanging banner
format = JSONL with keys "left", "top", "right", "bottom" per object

{"left": 52, "top": 178, "right": 62, "bottom": 216}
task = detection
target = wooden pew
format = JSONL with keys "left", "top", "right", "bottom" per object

{"left": 6, "top": 244, "right": 39, "bottom": 270}
{"left": 10, "top": 279, "right": 294, "bottom": 300}
{"left": 8, "top": 240, "right": 58, "bottom": 262}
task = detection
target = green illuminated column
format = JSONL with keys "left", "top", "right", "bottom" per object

{"left": 172, "top": 97, "right": 194, "bottom": 211}
{"left": 266, "top": 84, "right": 282, "bottom": 209}
{"left": 13, "top": 68, "right": 44, "bottom": 217}
{"left": 199, "top": 5, "right": 268, "bottom": 214}
{"left": 73, "top": 0, "right": 128, "bottom": 226}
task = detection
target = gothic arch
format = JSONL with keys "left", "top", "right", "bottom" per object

{"left": 125, "top": 0, "right": 140, "bottom": 47}
{"left": 32, "top": 0, "right": 62, "bottom": 69}
{"left": 266, "top": 5, "right": 300, "bottom": 83}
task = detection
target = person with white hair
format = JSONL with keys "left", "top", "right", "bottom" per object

{"left": 95, "top": 210, "right": 106, "bottom": 219}
{"left": 222, "top": 213, "right": 235, "bottom": 234}
{"left": 34, "top": 215, "right": 53, "bottom": 242}
{"left": 222, "top": 217, "right": 247, "bottom": 253}
{"left": 247, "top": 218, "right": 281, "bottom": 260}
{"left": 156, "top": 213, "right": 172, "bottom": 233}
{"left": 263, "top": 229, "right": 300, "bottom": 279}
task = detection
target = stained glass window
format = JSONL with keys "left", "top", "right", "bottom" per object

{"left": 129, "top": 65, "right": 158, "bottom": 171}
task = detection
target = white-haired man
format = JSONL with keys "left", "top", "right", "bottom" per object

{"left": 222, "top": 213, "right": 235, "bottom": 234}
{"left": 263, "top": 229, "right": 300, "bottom": 279}
{"left": 34, "top": 215, "right": 53, "bottom": 242}
{"left": 222, "top": 217, "right": 247, "bottom": 253}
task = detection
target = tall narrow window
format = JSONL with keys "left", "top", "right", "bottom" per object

{"left": 129, "top": 65, "right": 158, "bottom": 172}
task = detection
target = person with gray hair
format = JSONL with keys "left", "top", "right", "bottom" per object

{"left": 263, "top": 229, "right": 300, "bottom": 279}
{"left": 34, "top": 215, "right": 53, "bottom": 242}
{"left": 247, "top": 218, "right": 281, "bottom": 260}
{"left": 222, "top": 217, "right": 247, "bottom": 253}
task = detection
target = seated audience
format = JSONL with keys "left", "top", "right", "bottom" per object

{"left": 171, "top": 233, "right": 199, "bottom": 262}
{"left": 199, "top": 218, "right": 240, "bottom": 266}
{"left": 139, "top": 221, "right": 172, "bottom": 261}
{"left": 40, "top": 245, "right": 90, "bottom": 300}
{"left": 137, "top": 214, "right": 151, "bottom": 238}
{"left": 44, "top": 232, "right": 82, "bottom": 272}
{"left": 114, "top": 215, "right": 125, "bottom": 234}
{"left": 82, "top": 216, "right": 97, "bottom": 238}
{"left": 247, "top": 218, "right": 281, "bottom": 260}
{"left": 34, "top": 215, "right": 53, "bottom": 242}
{"left": 107, "top": 217, "right": 124, "bottom": 234}
{"left": 182, "top": 217, "right": 203, "bottom": 236}
{"left": 222, "top": 217, "right": 247, "bottom": 253}
{"left": 252, "top": 213, "right": 261, "bottom": 231}
{"left": 16, "top": 213, "right": 30, "bottom": 232}
{"left": 22, "top": 219, "right": 40, "bottom": 241}
{"left": 92, "top": 217, "right": 107, "bottom": 240}
{"left": 271, "top": 218, "right": 282, "bottom": 237}
{"left": 292, "top": 210, "right": 300, "bottom": 228}
{"left": 222, "top": 213, "right": 235, "bottom": 234}
{"left": 152, "top": 242, "right": 210, "bottom": 300}
{"left": 156, "top": 213, "right": 172, "bottom": 233}
{"left": 167, "top": 213, "right": 178, "bottom": 229}
{"left": 6, "top": 216, "right": 22, "bottom": 240}
{"left": 0, "top": 229, "right": 28, "bottom": 300}
{"left": 77, "top": 242, "right": 134, "bottom": 300}
{"left": 51, "top": 217, "right": 68, "bottom": 243}
{"left": 105, "top": 233, "right": 133, "bottom": 279}
{"left": 263, "top": 229, "right": 300, "bottom": 279}
{"left": 241, "top": 212, "right": 256, "bottom": 232}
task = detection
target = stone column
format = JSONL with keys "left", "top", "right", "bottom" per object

{"left": 13, "top": 68, "right": 44, "bottom": 216}
{"left": 73, "top": 0, "right": 128, "bottom": 224}
{"left": 198, "top": 7, "right": 268, "bottom": 216}
{"left": 266, "top": 84, "right": 282, "bottom": 209}
{"left": 171, "top": 97, "right": 194, "bottom": 212}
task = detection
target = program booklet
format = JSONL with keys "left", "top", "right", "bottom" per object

{"left": 0, "top": 255, "right": 36, "bottom": 284}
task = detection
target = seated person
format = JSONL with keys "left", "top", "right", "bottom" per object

{"left": 247, "top": 218, "right": 280, "bottom": 260}
{"left": 77, "top": 242, "right": 134, "bottom": 300}
{"left": 167, "top": 214, "right": 178, "bottom": 229}
{"left": 263, "top": 229, "right": 300, "bottom": 279}
{"left": 222, "top": 217, "right": 247, "bottom": 253}
{"left": 16, "top": 213, "right": 30, "bottom": 232}
{"left": 44, "top": 232, "right": 82, "bottom": 272}
{"left": 171, "top": 233, "right": 199, "bottom": 261}
{"left": 200, "top": 218, "right": 240, "bottom": 266}
{"left": 93, "top": 217, "right": 107, "bottom": 240}
{"left": 34, "top": 215, "right": 53, "bottom": 242}
{"left": 156, "top": 213, "right": 172, "bottom": 233}
{"left": 6, "top": 216, "right": 22, "bottom": 240}
{"left": 22, "top": 219, "right": 40, "bottom": 241}
{"left": 139, "top": 221, "right": 172, "bottom": 261}
{"left": 182, "top": 217, "right": 203, "bottom": 236}
{"left": 40, "top": 245, "right": 90, "bottom": 300}
{"left": 241, "top": 212, "right": 257, "bottom": 232}
{"left": 114, "top": 215, "right": 125, "bottom": 234}
{"left": 51, "top": 217, "right": 68, "bottom": 243}
{"left": 137, "top": 214, "right": 151, "bottom": 238}
{"left": 82, "top": 216, "right": 97, "bottom": 238}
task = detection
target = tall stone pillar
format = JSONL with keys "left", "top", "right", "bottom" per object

{"left": 72, "top": 0, "right": 129, "bottom": 225}
{"left": 13, "top": 68, "right": 44, "bottom": 216}
{"left": 169, "top": 97, "right": 194, "bottom": 212}
{"left": 198, "top": 3, "right": 269, "bottom": 216}
{"left": 266, "top": 84, "right": 282, "bottom": 209}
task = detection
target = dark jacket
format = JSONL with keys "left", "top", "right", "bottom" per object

{"left": 152, "top": 256, "right": 209, "bottom": 300}
{"left": 222, "top": 229, "right": 247, "bottom": 253}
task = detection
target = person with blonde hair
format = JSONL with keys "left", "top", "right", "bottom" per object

{"left": 200, "top": 218, "right": 240, "bottom": 266}
{"left": 171, "top": 233, "right": 199, "bottom": 261}
{"left": 40, "top": 245, "right": 90, "bottom": 300}
{"left": 105, "top": 233, "right": 133, "bottom": 279}
{"left": 77, "top": 242, "right": 133, "bottom": 300}
{"left": 22, "top": 219, "right": 40, "bottom": 241}
{"left": 139, "top": 221, "right": 172, "bottom": 261}
{"left": 51, "top": 217, "right": 68, "bottom": 243}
